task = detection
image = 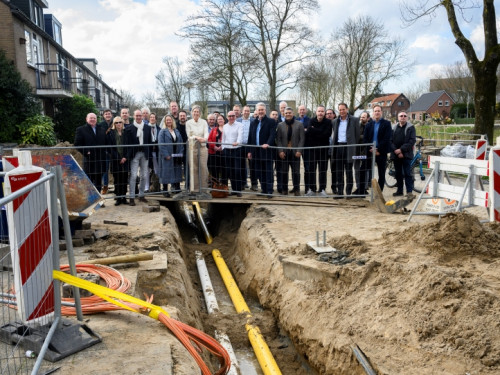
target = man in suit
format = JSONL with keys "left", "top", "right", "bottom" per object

{"left": 362, "top": 104, "right": 392, "bottom": 191}
{"left": 332, "top": 103, "right": 360, "bottom": 197}
{"left": 74, "top": 113, "right": 107, "bottom": 193}
{"left": 97, "top": 108, "right": 113, "bottom": 194}
{"left": 276, "top": 107, "right": 305, "bottom": 196}
{"left": 247, "top": 102, "right": 277, "bottom": 197}
{"left": 124, "top": 109, "right": 152, "bottom": 205}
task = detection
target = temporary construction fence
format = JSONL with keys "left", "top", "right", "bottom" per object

{"left": 0, "top": 151, "right": 99, "bottom": 375}
{"left": 7, "top": 141, "right": 378, "bottom": 202}
{"left": 408, "top": 137, "right": 500, "bottom": 222}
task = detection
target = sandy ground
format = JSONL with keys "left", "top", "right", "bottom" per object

{"left": 30, "top": 187, "right": 499, "bottom": 375}
{"left": 225, "top": 200, "right": 500, "bottom": 374}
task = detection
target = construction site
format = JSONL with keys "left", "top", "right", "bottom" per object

{"left": 1, "top": 142, "right": 500, "bottom": 375}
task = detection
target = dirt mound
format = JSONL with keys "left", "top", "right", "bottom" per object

{"left": 385, "top": 212, "right": 500, "bottom": 261}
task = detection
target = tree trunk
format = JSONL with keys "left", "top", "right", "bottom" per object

{"left": 472, "top": 63, "right": 497, "bottom": 142}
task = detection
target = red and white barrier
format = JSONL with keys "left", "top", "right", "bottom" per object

{"left": 490, "top": 138, "right": 500, "bottom": 222}
{"left": 4, "top": 151, "right": 54, "bottom": 324}
{"left": 2, "top": 155, "right": 19, "bottom": 172}
{"left": 475, "top": 137, "right": 487, "bottom": 160}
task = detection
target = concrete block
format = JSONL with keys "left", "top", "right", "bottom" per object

{"left": 94, "top": 229, "right": 109, "bottom": 240}
{"left": 82, "top": 222, "right": 92, "bottom": 230}
{"left": 74, "top": 229, "right": 94, "bottom": 239}
{"left": 142, "top": 205, "right": 160, "bottom": 213}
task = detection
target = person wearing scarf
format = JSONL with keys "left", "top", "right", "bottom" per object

{"left": 123, "top": 109, "right": 152, "bottom": 205}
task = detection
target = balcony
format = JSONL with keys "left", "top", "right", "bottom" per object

{"left": 35, "top": 63, "right": 74, "bottom": 98}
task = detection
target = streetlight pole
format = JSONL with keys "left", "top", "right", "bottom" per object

{"left": 184, "top": 82, "right": 194, "bottom": 111}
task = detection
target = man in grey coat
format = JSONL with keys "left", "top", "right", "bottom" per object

{"left": 276, "top": 107, "right": 305, "bottom": 196}
{"left": 332, "top": 103, "right": 360, "bottom": 197}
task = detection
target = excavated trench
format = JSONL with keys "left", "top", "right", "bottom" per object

{"left": 162, "top": 201, "right": 320, "bottom": 375}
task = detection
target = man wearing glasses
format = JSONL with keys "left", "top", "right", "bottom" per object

{"left": 391, "top": 111, "right": 416, "bottom": 196}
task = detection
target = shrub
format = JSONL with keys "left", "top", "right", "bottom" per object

{"left": 18, "top": 115, "right": 56, "bottom": 146}
{"left": 0, "top": 50, "right": 41, "bottom": 142}
{"left": 54, "top": 94, "right": 98, "bottom": 142}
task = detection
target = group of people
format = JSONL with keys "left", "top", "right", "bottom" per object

{"left": 74, "top": 100, "right": 416, "bottom": 203}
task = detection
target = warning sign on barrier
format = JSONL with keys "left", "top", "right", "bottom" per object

{"left": 424, "top": 198, "right": 458, "bottom": 213}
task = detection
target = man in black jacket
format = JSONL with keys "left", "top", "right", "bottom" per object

{"left": 391, "top": 111, "right": 416, "bottom": 196}
{"left": 124, "top": 109, "right": 152, "bottom": 205}
{"left": 276, "top": 107, "right": 305, "bottom": 196}
{"left": 74, "top": 113, "right": 107, "bottom": 193}
{"left": 97, "top": 109, "right": 113, "bottom": 194}
{"left": 247, "top": 102, "right": 277, "bottom": 197}
{"left": 304, "top": 105, "right": 332, "bottom": 196}
{"left": 362, "top": 105, "right": 392, "bottom": 191}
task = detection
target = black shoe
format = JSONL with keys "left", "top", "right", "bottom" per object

{"left": 139, "top": 197, "right": 147, "bottom": 203}
{"left": 293, "top": 190, "right": 301, "bottom": 196}
{"left": 236, "top": 193, "right": 242, "bottom": 197}
{"left": 114, "top": 200, "right": 121, "bottom": 206}
{"left": 129, "top": 199, "right": 136, "bottom": 206}
{"left": 163, "top": 192, "right": 171, "bottom": 198}
{"left": 393, "top": 192, "right": 404, "bottom": 197}
{"left": 352, "top": 189, "right": 360, "bottom": 195}
{"left": 251, "top": 185, "right": 259, "bottom": 191}
{"left": 281, "top": 191, "right": 288, "bottom": 195}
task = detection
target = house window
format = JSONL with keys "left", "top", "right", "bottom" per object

{"left": 76, "top": 67, "right": 83, "bottom": 91}
{"left": 398, "top": 101, "right": 403, "bottom": 106}
{"left": 25, "top": 30, "right": 32, "bottom": 64}
{"left": 380, "top": 101, "right": 385, "bottom": 106}
{"left": 53, "top": 22, "right": 62, "bottom": 45}
{"left": 419, "top": 114, "right": 422, "bottom": 120}
{"left": 445, "top": 100, "right": 449, "bottom": 106}
{"left": 25, "top": 32, "right": 45, "bottom": 71}
{"left": 387, "top": 100, "right": 392, "bottom": 105}
{"left": 56, "top": 53, "right": 70, "bottom": 89}
{"left": 438, "top": 100, "right": 443, "bottom": 106}
{"left": 32, "top": 2, "right": 43, "bottom": 28}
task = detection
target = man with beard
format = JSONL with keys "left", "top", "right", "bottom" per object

{"left": 353, "top": 111, "right": 373, "bottom": 195}
{"left": 304, "top": 105, "right": 332, "bottom": 196}
{"left": 276, "top": 107, "right": 305, "bottom": 196}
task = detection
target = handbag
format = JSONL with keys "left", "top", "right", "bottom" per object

{"left": 210, "top": 177, "right": 229, "bottom": 198}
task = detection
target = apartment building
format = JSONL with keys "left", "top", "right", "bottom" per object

{"left": 0, "top": 0, "right": 122, "bottom": 117}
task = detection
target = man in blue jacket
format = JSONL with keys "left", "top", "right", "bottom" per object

{"left": 247, "top": 102, "right": 277, "bottom": 197}
{"left": 362, "top": 105, "right": 392, "bottom": 191}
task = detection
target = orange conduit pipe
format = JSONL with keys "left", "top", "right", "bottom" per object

{"left": 54, "top": 269, "right": 231, "bottom": 375}
{"left": 60, "top": 264, "right": 133, "bottom": 315}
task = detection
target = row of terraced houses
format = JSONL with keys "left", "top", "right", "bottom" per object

{"left": 0, "top": 0, "right": 122, "bottom": 119}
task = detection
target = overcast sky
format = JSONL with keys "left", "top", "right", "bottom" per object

{"left": 47, "top": 0, "right": 490, "bottom": 104}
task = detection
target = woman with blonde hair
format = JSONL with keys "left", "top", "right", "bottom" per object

{"left": 186, "top": 105, "right": 209, "bottom": 192}
{"left": 106, "top": 116, "right": 129, "bottom": 205}
{"left": 158, "top": 114, "right": 184, "bottom": 197}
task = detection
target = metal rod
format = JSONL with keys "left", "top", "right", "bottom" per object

{"left": 55, "top": 166, "right": 83, "bottom": 321}
{"left": 31, "top": 316, "right": 60, "bottom": 375}
{"left": 316, "top": 231, "right": 319, "bottom": 246}
{"left": 323, "top": 231, "right": 326, "bottom": 246}
{"left": 49, "top": 168, "right": 61, "bottom": 323}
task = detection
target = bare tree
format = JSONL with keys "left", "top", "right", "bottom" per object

{"left": 331, "top": 15, "right": 414, "bottom": 113}
{"left": 118, "top": 89, "right": 140, "bottom": 110}
{"left": 401, "top": 0, "right": 500, "bottom": 141}
{"left": 155, "top": 56, "right": 187, "bottom": 109}
{"left": 298, "top": 55, "right": 342, "bottom": 110}
{"left": 403, "top": 80, "right": 429, "bottom": 105}
{"left": 240, "top": 0, "right": 320, "bottom": 109}
{"left": 430, "top": 60, "right": 474, "bottom": 103}
{"left": 180, "top": 0, "right": 257, "bottom": 107}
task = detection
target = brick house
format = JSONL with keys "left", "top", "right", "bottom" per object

{"left": 407, "top": 90, "right": 455, "bottom": 121}
{"left": 0, "top": 0, "right": 122, "bottom": 118}
{"left": 368, "top": 93, "right": 410, "bottom": 119}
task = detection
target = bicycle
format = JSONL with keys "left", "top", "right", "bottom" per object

{"left": 385, "top": 136, "right": 427, "bottom": 193}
